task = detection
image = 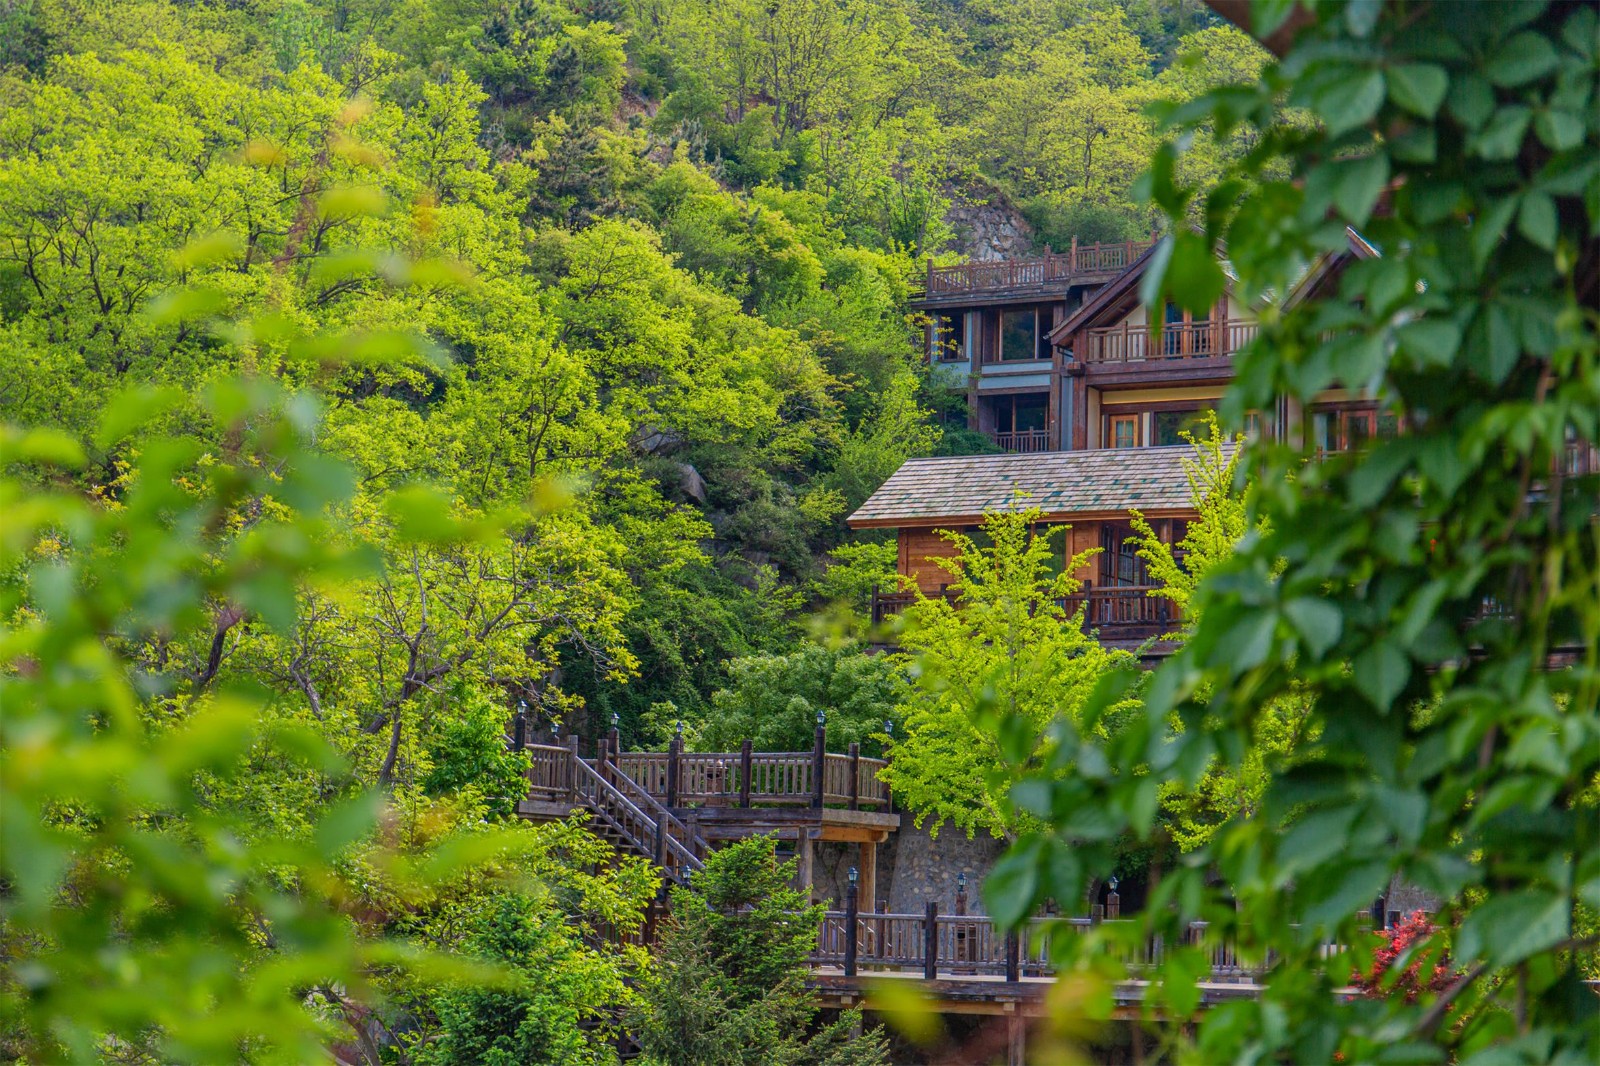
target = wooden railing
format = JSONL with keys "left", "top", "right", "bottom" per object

{"left": 612, "top": 748, "right": 890, "bottom": 809}
{"left": 1079, "top": 320, "right": 1258, "bottom": 364}
{"left": 568, "top": 755, "right": 704, "bottom": 885}
{"left": 810, "top": 910, "right": 1276, "bottom": 983}
{"left": 1062, "top": 583, "right": 1174, "bottom": 637}
{"left": 925, "top": 239, "right": 1157, "bottom": 296}
{"left": 1561, "top": 439, "right": 1599, "bottom": 476}
{"left": 870, "top": 584, "right": 1176, "bottom": 642}
{"left": 529, "top": 737, "right": 889, "bottom": 815}
{"left": 987, "top": 428, "right": 1051, "bottom": 454}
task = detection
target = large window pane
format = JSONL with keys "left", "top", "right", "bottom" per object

{"left": 1013, "top": 394, "right": 1047, "bottom": 431}
{"left": 1153, "top": 409, "right": 1206, "bottom": 446}
{"left": 1000, "top": 310, "right": 1037, "bottom": 361}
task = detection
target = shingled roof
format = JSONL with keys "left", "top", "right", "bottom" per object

{"left": 846, "top": 446, "right": 1220, "bottom": 528}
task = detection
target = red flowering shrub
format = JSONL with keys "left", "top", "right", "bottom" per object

{"left": 1351, "top": 911, "right": 1455, "bottom": 1003}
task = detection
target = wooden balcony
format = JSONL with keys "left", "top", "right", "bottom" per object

{"left": 986, "top": 428, "right": 1051, "bottom": 453}
{"left": 920, "top": 239, "right": 1156, "bottom": 303}
{"left": 870, "top": 583, "right": 1176, "bottom": 647}
{"left": 812, "top": 911, "right": 1262, "bottom": 983}
{"left": 1561, "top": 440, "right": 1599, "bottom": 476}
{"left": 1080, "top": 320, "right": 1258, "bottom": 364}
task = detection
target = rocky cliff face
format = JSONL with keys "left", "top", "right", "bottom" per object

{"left": 942, "top": 189, "right": 1038, "bottom": 261}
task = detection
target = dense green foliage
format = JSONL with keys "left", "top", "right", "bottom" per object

{"left": 1128, "top": 419, "right": 1313, "bottom": 852}
{"left": 631, "top": 836, "right": 888, "bottom": 1066}
{"left": 883, "top": 510, "right": 1138, "bottom": 841}
{"left": 979, "top": 1, "right": 1600, "bottom": 1062}
{"left": 16, "top": 0, "right": 1587, "bottom": 1061}
{"left": 0, "top": 1, "right": 1261, "bottom": 1058}
{"left": 688, "top": 643, "right": 906, "bottom": 757}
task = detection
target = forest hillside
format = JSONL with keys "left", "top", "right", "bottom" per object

{"left": 0, "top": 0, "right": 1264, "bottom": 744}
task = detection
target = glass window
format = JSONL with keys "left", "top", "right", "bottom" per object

{"left": 1000, "top": 310, "right": 1037, "bottom": 361}
{"left": 933, "top": 313, "right": 963, "bottom": 361}
{"left": 1153, "top": 409, "right": 1207, "bottom": 447}
{"left": 1312, "top": 410, "right": 1337, "bottom": 453}
{"left": 1312, "top": 405, "right": 1401, "bottom": 453}
{"left": 1012, "top": 394, "right": 1047, "bottom": 432}
{"left": 1111, "top": 415, "right": 1138, "bottom": 449}
{"left": 1099, "top": 522, "right": 1148, "bottom": 587}
{"left": 1244, "top": 410, "right": 1277, "bottom": 440}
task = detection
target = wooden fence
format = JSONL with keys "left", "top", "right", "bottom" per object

{"left": 527, "top": 738, "right": 890, "bottom": 812}
{"left": 812, "top": 908, "right": 1287, "bottom": 983}
{"left": 1079, "top": 320, "right": 1258, "bottom": 364}
{"left": 870, "top": 584, "right": 1174, "bottom": 642}
{"left": 925, "top": 239, "right": 1157, "bottom": 295}
{"left": 987, "top": 428, "right": 1052, "bottom": 454}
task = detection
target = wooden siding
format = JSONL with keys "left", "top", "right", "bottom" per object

{"left": 899, "top": 520, "right": 1159, "bottom": 593}
{"left": 900, "top": 528, "right": 963, "bottom": 593}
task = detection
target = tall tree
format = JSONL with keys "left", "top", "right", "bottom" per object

{"left": 883, "top": 509, "right": 1137, "bottom": 841}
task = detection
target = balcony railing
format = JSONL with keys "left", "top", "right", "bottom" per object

{"left": 1080, "top": 320, "right": 1258, "bottom": 364}
{"left": 870, "top": 583, "right": 1175, "bottom": 643}
{"left": 987, "top": 428, "right": 1051, "bottom": 453}
{"left": 1561, "top": 440, "right": 1599, "bottom": 476}
{"left": 925, "top": 239, "right": 1157, "bottom": 296}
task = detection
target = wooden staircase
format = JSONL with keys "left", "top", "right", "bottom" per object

{"left": 520, "top": 733, "right": 895, "bottom": 891}
{"left": 564, "top": 753, "right": 707, "bottom": 885}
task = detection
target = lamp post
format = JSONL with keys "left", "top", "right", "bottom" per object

{"left": 811, "top": 708, "right": 826, "bottom": 809}
{"left": 844, "top": 865, "right": 860, "bottom": 977}
{"left": 511, "top": 699, "right": 528, "bottom": 752}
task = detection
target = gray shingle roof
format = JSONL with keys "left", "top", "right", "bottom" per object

{"left": 846, "top": 446, "right": 1219, "bottom": 527}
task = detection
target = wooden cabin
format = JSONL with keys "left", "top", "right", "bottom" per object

{"left": 1048, "top": 249, "right": 1260, "bottom": 451}
{"left": 916, "top": 229, "right": 1405, "bottom": 457}
{"left": 845, "top": 448, "right": 1211, "bottom": 653}
{"left": 913, "top": 240, "right": 1156, "bottom": 453}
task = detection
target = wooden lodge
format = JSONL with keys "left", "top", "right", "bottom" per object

{"left": 912, "top": 232, "right": 1398, "bottom": 457}
{"left": 866, "top": 229, "right": 1480, "bottom": 649}
{"left": 847, "top": 447, "right": 1204, "bottom": 655}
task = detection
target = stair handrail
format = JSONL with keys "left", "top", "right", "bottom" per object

{"left": 607, "top": 760, "right": 712, "bottom": 863}
{"left": 571, "top": 756, "right": 703, "bottom": 883}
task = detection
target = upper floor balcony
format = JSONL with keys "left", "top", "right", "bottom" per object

{"left": 917, "top": 239, "right": 1158, "bottom": 307}
{"left": 1080, "top": 320, "right": 1259, "bottom": 365}
{"left": 985, "top": 428, "right": 1052, "bottom": 454}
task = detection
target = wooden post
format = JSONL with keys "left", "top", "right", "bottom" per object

{"left": 925, "top": 256, "right": 933, "bottom": 293}
{"left": 739, "top": 739, "right": 752, "bottom": 808}
{"left": 666, "top": 731, "right": 682, "bottom": 808}
{"left": 844, "top": 876, "right": 859, "bottom": 978}
{"left": 654, "top": 816, "right": 667, "bottom": 867}
{"left": 1005, "top": 929, "right": 1021, "bottom": 983}
{"left": 1069, "top": 235, "right": 1077, "bottom": 272}
{"left": 685, "top": 810, "right": 701, "bottom": 860}
{"left": 1107, "top": 885, "right": 1121, "bottom": 920}
{"left": 847, "top": 742, "right": 860, "bottom": 810}
{"left": 811, "top": 716, "right": 826, "bottom": 809}
{"left": 796, "top": 832, "right": 815, "bottom": 898}
{"left": 859, "top": 840, "right": 877, "bottom": 915}
{"left": 598, "top": 734, "right": 612, "bottom": 785}
{"left": 1007, "top": 1013, "right": 1026, "bottom": 1066}
{"left": 923, "top": 902, "right": 939, "bottom": 980}
{"left": 566, "top": 734, "right": 580, "bottom": 804}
